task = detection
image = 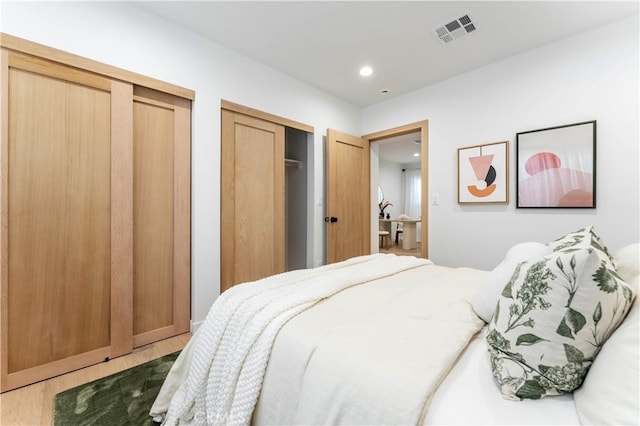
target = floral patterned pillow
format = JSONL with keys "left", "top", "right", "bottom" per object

{"left": 547, "top": 226, "right": 615, "bottom": 261}
{"left": 486, "top": 227, "right": 636, "bottom": 400}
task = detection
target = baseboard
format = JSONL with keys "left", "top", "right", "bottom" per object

{"left": 190, "top": 320, "right": 203, "bottom": 334}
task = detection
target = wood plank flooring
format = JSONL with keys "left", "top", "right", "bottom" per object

{"left": 0, "top": 333, "right": 191, "bottom": 425}
{"left": 380, "top": 241, "right": 422, "bottom": 257}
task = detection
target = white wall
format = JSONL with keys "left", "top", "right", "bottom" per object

{"left": 378, "top": 160, "right": 403, "bottom": 219}
{"left": 370, "top": 144, "right": 380, "bottom": 253}
{"left": 362, "top": 15, "right": 640, "bottom": 270}
{"left": 3, "top": 2, "right": 638, "bottom": 326}
{"left": 378, "top": 159, "right": 403, "bottom": 243}
{"left": 0, "top": 1, "right": 361, "bottom": 328}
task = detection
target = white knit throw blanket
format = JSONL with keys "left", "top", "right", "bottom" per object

{"left": 161, "top": 254, "right": 430, "bottom": 425}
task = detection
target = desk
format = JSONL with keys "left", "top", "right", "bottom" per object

{"left": 379, "top": 219, "right": 420, "bottom": 250}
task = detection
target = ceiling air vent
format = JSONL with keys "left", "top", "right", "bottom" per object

{"left": 434, "top": 14, "right": 476, "bottom": 44}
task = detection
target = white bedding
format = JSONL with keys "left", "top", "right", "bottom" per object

{"left": 425, "top": 328, "right": 580, "bottom": 425}
{"left": 152, "top": 254, "right": 439, "bottom": 425}
{"left": 152, "top": 253, "right": 604, "bottom": 425}
{"left": 253, "top": 263, "right": 486, "bottom": 424}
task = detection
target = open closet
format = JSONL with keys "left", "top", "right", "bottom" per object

{"left": 220, "top": 101, "right": 312, "bottom": 292}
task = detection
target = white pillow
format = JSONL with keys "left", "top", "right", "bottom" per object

{"left": 471, "top": 242, "right": 551, "bottom": 323}
{"left": 574, "top": 288, "right": 639, "bottom": 425}
{"left": 614, "top": 243, "right": 640, "bottom": 286}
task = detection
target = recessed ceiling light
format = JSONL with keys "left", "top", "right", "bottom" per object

{"left": 413, "top": 153, "right": 420, "bottom": 157}
{"left": 359, "top": 66, "right": 373, "bottom": 77}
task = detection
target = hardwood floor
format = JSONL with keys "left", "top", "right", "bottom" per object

{"left": 380, "top": 241, "right": 422, "bottom": 257}
{"left": 0, "top": 333, "right": 191, "bottom": 425}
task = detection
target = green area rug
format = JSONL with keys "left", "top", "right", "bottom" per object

{"left": 53, "top": 351, "right": 180, "bottom": 426}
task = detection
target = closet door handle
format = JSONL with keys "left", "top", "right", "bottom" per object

{"left": 324, "top": 216, "right": 338, "bottom": 223}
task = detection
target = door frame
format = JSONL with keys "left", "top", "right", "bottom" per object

{"left": 363, "top": 120, "right": 429, "bottom": 259}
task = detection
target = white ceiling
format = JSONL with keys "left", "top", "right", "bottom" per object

{"left": 133, "top": 1, "right": 638, "bottom": 109}
{"left": 375, "top": 132, "right": 422, "bottom": 166}
{"left": 132, "top": 1, "right": 638, "bottom": 164}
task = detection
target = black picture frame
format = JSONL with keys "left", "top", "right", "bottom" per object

{"left": 516, "top": 120, "right": 596, "bottom": 208}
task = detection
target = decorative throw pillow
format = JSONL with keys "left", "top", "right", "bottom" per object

{"left": 471, "top": 242, "right": 551, "bottom": 323}
{"left": 486, "top": 227, "right": 636, "bottom": 400}
{"left": 547, "top": 225, "right": 612, "bottom": 256}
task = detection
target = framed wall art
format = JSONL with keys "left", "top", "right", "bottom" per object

{"left": 458, "top": 141, "right": 509, "bottom": 204}
{"left": 516, "top": 120, "right": 596, "bottom": 208}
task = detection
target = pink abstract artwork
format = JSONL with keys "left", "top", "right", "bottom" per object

{"left": 516, "top": 121, "right": 595, "bottom": 208}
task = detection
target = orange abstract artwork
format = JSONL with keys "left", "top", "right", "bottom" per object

{"left": 458, "top": 141, "right": 508, "bottom": 204}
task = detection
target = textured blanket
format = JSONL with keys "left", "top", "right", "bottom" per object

{"left": 151, "top": 254, "right": 431, "bottom": 425}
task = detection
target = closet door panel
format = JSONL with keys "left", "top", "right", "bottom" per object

{"left": 6, "top": 60, "right": 112, "bottom": 380}
{"left": 221, "top": 110, "right": 285, "bottom": 292}
{"left": 132, "top": 88, "right": 190, "bottom": 347}
{"left": 133, "top": 99, "right": 174, "bottom": 336}
{"left": 1, "top": 37, "right": 191, "bottom": 392}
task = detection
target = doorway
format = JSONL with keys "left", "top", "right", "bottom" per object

{"left": 363, "top": 121, "right": 428, "bottom": 259}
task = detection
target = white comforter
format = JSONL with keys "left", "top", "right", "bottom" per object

{"left": 151, "top": 254, "right": 443, "bottom": 425}
{"left": 253, "top": 261, "right": 486, "bottom": 425}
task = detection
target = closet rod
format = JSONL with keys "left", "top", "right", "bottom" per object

{"left": 285, "top": 159, "right": 303, "bottom": 169}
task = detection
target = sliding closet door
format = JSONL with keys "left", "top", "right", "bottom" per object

{"left": 221, "top": 109, "right": 285, "bottom": 292}
{"left": 132, "top": 87, "right": 190, "bottom": 348}
{"left": 0, "top": 51, "right": 132, "bottom": 391}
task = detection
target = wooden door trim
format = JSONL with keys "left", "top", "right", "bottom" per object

{"left": 0, "top": 49, "right": 9, "bottom": 391}
{"left": 133, "top": 325, "right": 177, "bottom": 348}
{"left": 220, "top": 109, "right": 236, "bottom": 293}
{"left": 109, "top": 79, "right": 134, "bottom": 358}
{"left": 363, "top": 120, "right": 429, "bottom": 259}
{"left": 0, "top": 33, "right": 195, "bottom": 100}
{"left": 4, "top": 347, "right": 111, "bottom": 392}
{"left": 221, "top": 99, "right": 314, "bottom": 134}
{"left": 173, "top": 97, "right": 192, "bottom": 334}
{"left": 8, "top": 50, "right": 112, "bottom": 91}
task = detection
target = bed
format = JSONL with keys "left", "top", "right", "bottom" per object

{"left": 151, "top": 227, "right": 639, "bottom": 425}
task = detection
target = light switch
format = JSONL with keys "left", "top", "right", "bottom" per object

{"left": 431, "top": 193, "right": 440, "bottom": 205}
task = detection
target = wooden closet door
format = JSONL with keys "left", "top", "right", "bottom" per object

{"left": 132, "top": 87, "right": 190, "bottom": 348}
{"left": 0, "top": 51, "right": 132, "bottom": 391}
{"left": 221, "top": 110, "right": 285, "bottom": 292}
